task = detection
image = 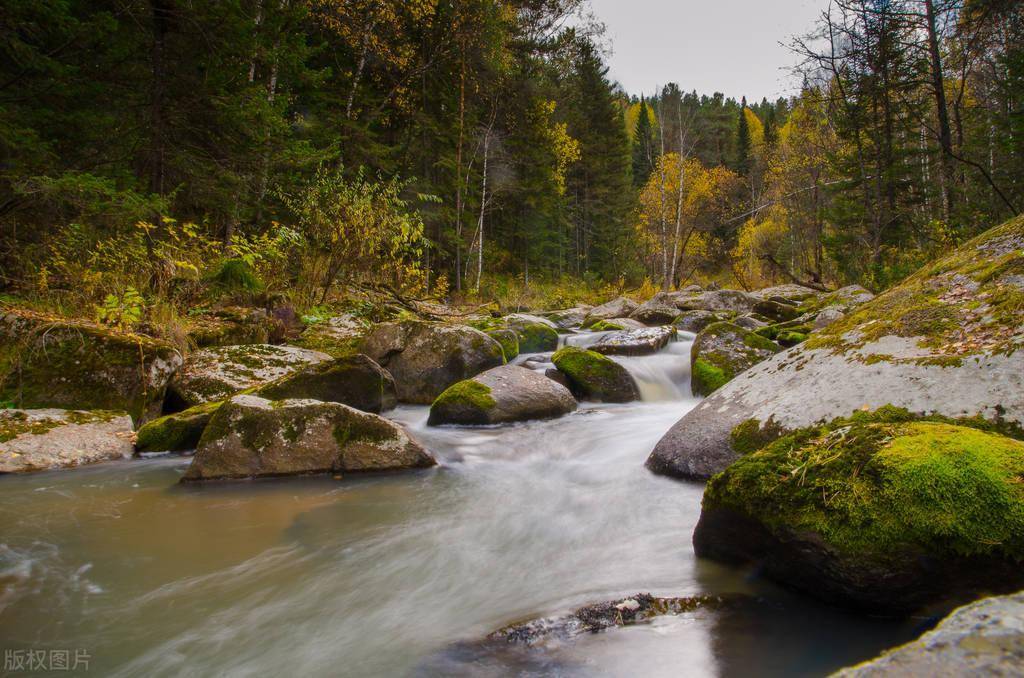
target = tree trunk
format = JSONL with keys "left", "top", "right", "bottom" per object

{"left": 924, "top": 0, "right": 956, "bottom": 218}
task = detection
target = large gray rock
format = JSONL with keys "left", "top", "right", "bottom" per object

{"left": 541, "top": 306, "right": 592, "bottom": 330}
{"left": 591, "top": 326, "right": 676, "bottom": 356}
{"left": 690, "top": 322, "right": 782, "bottom": 397}
{"left": 1, "top": 409, "right": 133, "bottom": 472}
{"left": 182, "top": 395, "right": 435, "bottom": 481}
{"left": 504, "top": 314, "right": 559, "bottom": 352}
{"left": 428, "top": 364, "right": 576, "bottom": 426}
{"left": 135, "top": 401, "right": 223, "bottom": 453}
{"left": 361, "top": 321, "right": 504, "bottom": 404}
{"left": 590, "top": 317, "right": 646, "bottom": 331}
{"left": 256, "top": 354, "right": 396, "bottom": 413}
{"left": 647, "top": 216, "right": 1024, "bottom": 480}
{"left": 676, "top": 289, "right": 761, "bottom": 314}
{"left": 551, "top": 346, "right": 640, "bottom": 403}
{"left": 630, "top": 292, "right": 686, "bottom": 325}
{"left": 834, "top": 591, "right": 1024, "bottom": 677}
{"left": 750, "top": 284, "right": 821, "bottom": 302}
{"left": 0, "top": 310, "right": 182, "bottom": 424}
{"left": 582, "top": 297, "right": 639, "bottom": 327}
{"left": 294, "top": 313, "right": 368, "bottom": 357}
{"left": 168, "top": 344, "right": 331, "bottom": 408}
{"left": 673, "top": 310, "right": 726, "bottom": 334}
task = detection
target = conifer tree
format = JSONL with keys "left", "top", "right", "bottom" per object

{"left": 632, "top": 98, "right": 656, "bottom": 187}
{"left": 735, "top": 96, "right": 752, "bottom": 175}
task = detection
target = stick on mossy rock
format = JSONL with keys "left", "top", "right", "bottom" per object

{"left": 694, "top": 412, "right": 1024, "bottom": 614}
{"left": 551, "top": 346, "right": 639, "bottom": 403}
{"left": 427, "top": 364, "right": 577, "bottom": 426}
{"left": 361, "top": 321, "right": 504, "bottom": 404}
{"left": 647, "top": 215, "right": 1024, "bottom": 481}
{"left": 135, "top": 401, "right": 224, "bottom": 453}
{"left": 690, "top": 322, "right": 782, "bottom": 397}
{"left": 0, "top": 310, "right": 182, "bottom": 425}
{"left": 1, "top": 408, "right": 134, "bottom": 473}
{"left": 167, "top": 344, "right": 331, "bottom": 409}
{"left": 255, "top": 354, "right": 396, "bottom": 413}
{"left": 182, "top": 395, "right": 435, "bottom": 481}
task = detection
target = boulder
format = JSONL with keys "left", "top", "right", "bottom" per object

{"left": 834, "top": 590, "right": 1024, "bottom": 676}
{"left": 676, "top": 289, "right": 761, "bottom": 314}
{"left": 590, "top": 318, "right": 646, "bottom": 331}
{"left": 182, "top": 395, "right": 435, "bottom": 481}
{"left": 167, "top": 344, "right": 331, "bottom": 408}
{"left": 1, "top": 409, "right": 133, "bottom": 472}
{"left": 732, "top": 315, "right": 769, "bottom": 330}
{"left": 813, "top": 306, "right": 846, "bottom": 329}
{"left": 690, "top": 322, "right": 781, "bottom": 397}
{"left": 485, "top": 328, "right": 519, "bottom": 362}
{"left": 751, "top": 284, "right": 821, "bottom": 303}
{"left": 551, "top": 346, "right": 640, "bottom": 403}
{"left": 672, "top": 310, "right": 726, "bottom": 334}
{"left": 293, "top": 314, "right": 367, "bottom": 357}
{"left": 541, "top": 306, "right": 591, "bottom": 330}
{"left": 590, "top": 326, "right": 676, "bottom": 356}
{"left": 646, "top": 215, "right": 1024, "bottom": 480}
{"left": 582, "top": 297, "right": 639, "bottom": 327}
{"left": 504, "top": 314, "right": 559, "bottom": 353}
{"left": 0, "top": 309, "right": 182, "bottom": 424}
{"left": 135, "top": 401, "right": 223, "bottom": 453}
{"left": 361, "top": 321, "right": 504, "bottom": 404}
{"left": 427, "top": 364, "right": 576, "bottom": 426}
{"left": 630, "top": 293, "right": 686, "bottom": 325}
{"left": 185, "top": 307, "right": 278, "bottom": 347}
{"left": 694, "top": 412, "right": 1024, "bottom": 614}
{"left": 254, "top": 354, "right": 396, "bottom": 413}
{"left": 752, "top": 299, "right": 801, "bottom": 322}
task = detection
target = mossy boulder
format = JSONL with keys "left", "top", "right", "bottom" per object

{"left": 427, "top": 364, "right": 576, "bottom": 426}
{"left": 504, "top": 314, "right": 559, "bottom": 353}
{"left": 590, "top": 318, "right": 645, "bottom": 332}
{"left": 292, "top": 314, "right": 368, "bottom": 358}
{"left": 675, "top": 289, "right": 760, "bottom": 314}
{"left": 646, "top": 214, "right": 1024, "bottom": 481}
{"left": 551, "top": 346, "right": 639, "bottom": 403}
{"left": 1, "top": 408, "right": 133, "bottom": 473}
{"left": 751, "top": 284, "right": 821, "bottom": 304}
{"left": 694, "top": 413, "right": 1024, "bottom": 614}
{"left": 834, "top": 590, "right": 1024, "bottom": 675}
{"left": 752, "top": 299, "right": 800, "bottom": 322}
{"left": 135, "top": 401, "right": 223, "bottom": 453}
{"left": 690, "top": 322, "right": 781, "bottom": 397}
{"left": 186, "top": 307, "right": 278, "bottom": 348}
{"left": 630, "top": 293, "right": 685, "bottom": 326}
{"left": 590, "top": 326, "right": 676, "bottom": 356}
{"left": 167, "top": 344, "right": 331, "bottom": 409}
{"left": 486, "top": 329, "right": 519, "bottom": 362}
{"left": 541, "top": 306, "right": 592, "bottom": 330}
{"left": 672, "top": 310, "right": 726, "bottom": 334}
{"left": 582, "top": 297, "right": 639, "bottom": 328}
{"left": 182, "top": 395, "right": 435, "bottom": 481}
{"left": 361, "top": 321, "right": 504, "bottom": 404}
{"left": 255, "top": 354, "right": 396, "bottom": 413}
{"left": 0, "top": 309, "right": 182, "bottom": 425}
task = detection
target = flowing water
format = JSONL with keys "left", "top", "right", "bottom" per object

{"left": 0, "top": 334, "right": 926, "bottom": 676}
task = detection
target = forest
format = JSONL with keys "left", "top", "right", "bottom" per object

{"left": 0, "top": 0, "right": 1022, "bottom": 320}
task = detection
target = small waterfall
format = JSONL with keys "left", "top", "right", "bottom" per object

{"left": 612, "top": 337, "right": 694, "bottom": 402}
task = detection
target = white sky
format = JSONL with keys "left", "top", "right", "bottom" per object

{"left": 586, "top": 0, "right": 827, "bottom": 102}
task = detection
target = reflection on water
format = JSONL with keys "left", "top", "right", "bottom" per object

{"left": 0, "top": 335, "right": 922, "bottom": 676}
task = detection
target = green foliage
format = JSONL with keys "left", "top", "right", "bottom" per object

{"left": 96, "top": 287, "right": 144, "bottom": 331}
{"left": 208, "top": 259, "right": 264, "bottom": 294}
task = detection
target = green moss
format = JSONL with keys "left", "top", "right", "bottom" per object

{"left": 486, "top": 329, "right": 519, "bottom": 363}
{"left": 590, "top": 320, "right": 626, "bottom": 332}
{"left": 706, "top": 419, "right": 1024, "bottom": 564}
{"left": 332, "top": 414, "right": 395, "bottom": 449}
{"left": 431, "top": 380, "right": 496, "bottom": 412}
{"left": 208, "top": 258, "right": 263, "bottom": 293}
{"left": 743, "top": 331, "right": 783, "bottom": 352}
{"left": 135, "top": 401, "right": 222, "bottom": 452}
{"left": 0, "top": 409, "right": 122, "bottom": 443}
{"left": 515, "top": 322, "right": 559, "bottom": 353}
{"left": 551, "top": 346, "right": 625, "bottom": 398}
{"left": 777, "top": 331, "right": 807, "bottom": 347}
{"left": 692, "top": 357, "right": 728, "bottom": 395}
{"left": 729, "top": 417, "right": 788, "bottom": 455}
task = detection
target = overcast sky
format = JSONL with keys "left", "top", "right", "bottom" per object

{"left": 585, "top": 0, "right": 826, "bottom": 102}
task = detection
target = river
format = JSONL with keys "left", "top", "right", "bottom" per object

{"left": 0, "top": 334, "right": 926, "bottom": 676}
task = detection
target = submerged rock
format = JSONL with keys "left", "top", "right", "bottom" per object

{"left": 0, "top": 310, "right": 182, "bottom": 425}
{"left": 427, "top": 364, "right": 576, "bottom": 426}
{"left": 690, "top": 322, "right": 781, "bottom": 397}
{"left": 694, "top": 412, "right": 1024, "bottom": 614}
{"left": 1, "top": 409, "right": 133, "bottom": 472}
{"left": 182, "top": 395, "right": 435, "bottom": 481}
{"left": 582, "top": 297, "right": 639, "bottom": 327}
{"left": 590, "top": 326, "right": 676, "bottom": 356}
{"left": 834, "top": 590, "right": 1024, "bottom": 676}
{"left": 168, "top": 344, "right": 331, "bottom": 408}
{"left": 647, "top": 216, "right": 1024, "bottom": 480}
{"left": 361, "top": 321, "right": 504, "bottom": 404}
{"left": 255, "top": 354, "right": 396, "bottom": 413}
{"left": 135, "top": 401, "right": 223, "bottom": 453}
{"left": 551, "top": 346, "right": 639, "bottom": 403}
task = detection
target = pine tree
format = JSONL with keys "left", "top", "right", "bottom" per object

{"left": 632, "top": 98, "right": 655, "bottom": 188}
{"left": 763, "top": 107, "right": 778, "bottom": 150}
{"left": 735, "top": 96, "right": 752, "bottom": 175}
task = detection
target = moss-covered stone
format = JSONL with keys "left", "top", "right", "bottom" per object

{"left": 430, "top": 380, "right": 496, "bottom": 419}
{"left": 690, "top": 322, "right": 782, "bottom": 396}
{"left": 589, "top": 319, "right": 626, "bottom": 332}
{"left": 255, "top": 354, "right": 396, "bottom": 413}
{"left": 0, "top": 309, "right": 182, "bottom": 425}
{"left": 135, "top": 401, "right": 223, "bottom": 453}
{"left": 696, "top": 411, "right": 1024, "bottom": 613}
{"left": 486, "top": 329, "right": 519, "bottom": 362}
{"left": 551, "top": 346, "right": 639, "bottom": 403}
{"left": 427, "top": 365, "right": 576, "bottom": 426}
{"left": 1, "top": 408, "right": 134, "bottom": 473}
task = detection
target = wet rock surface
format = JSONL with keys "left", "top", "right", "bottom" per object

{"left": 428, "top": 364, "right": 577, "bottom": 426}
{"left": 255, "top": 354, "right": 397, "bottom": 413}
{"left": 1, "top": 409, "right": 134, "bottom": 472}
{"left": 551, "top": 346, "right": 640, "bottom": 403}
{"left": 590, "top": 326, "right": 676, "bottom": 356}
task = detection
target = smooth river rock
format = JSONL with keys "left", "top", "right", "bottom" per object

{"left": 361, "top": 321, "right": 504, "bottom": 404}
{"left": 590, "top": 326, "right": 676, "bottom": 356}
{"left": 428, "top": 364, "right": 577, "bottom": 426}
{"left": 1, "top": 409, "right": 134, "bottom": 472}
{"left": 647, "top": 215, "right": 1024, "bottom": 480}
{"left": 182, "top": 395, "right": 435, "bottom": 481}
{"left": 582, "top": 297, "right": 639, "bottom": 327}
{"left": 551, "top": 346, "right": 639, "bottom": 402}
{"left": 256, "top": 354, "right": 397, "bottom": 413}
